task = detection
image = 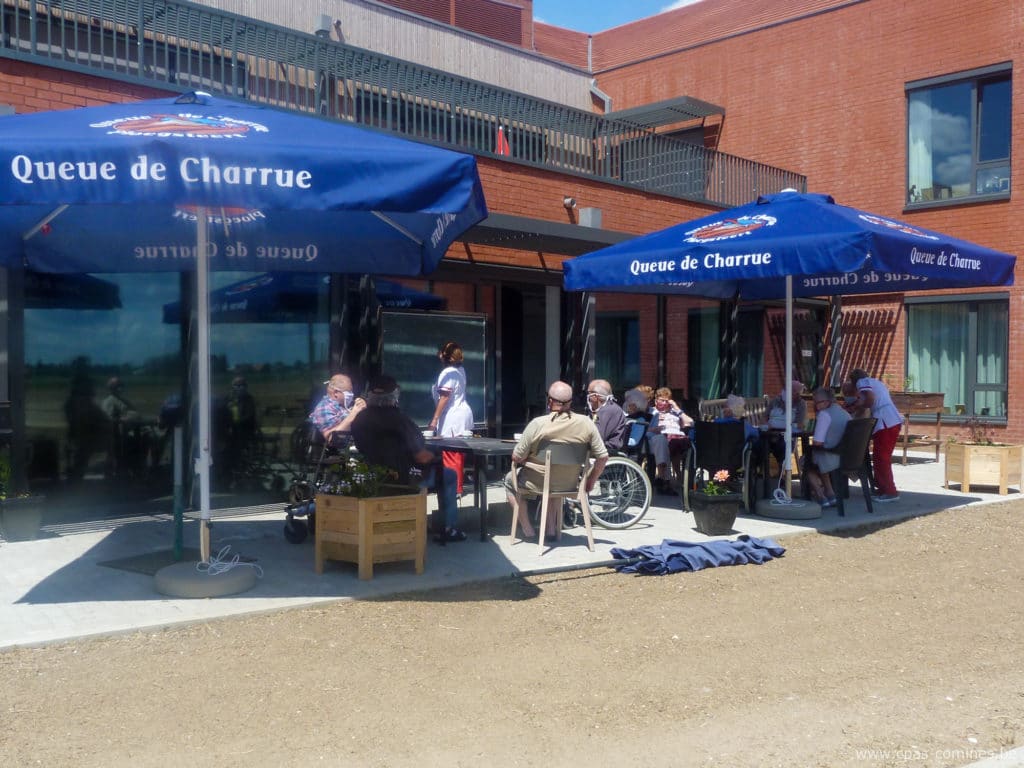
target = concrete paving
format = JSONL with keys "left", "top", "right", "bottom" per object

{"left": 0, "top": 451, "right": 1018, "bottom": 650}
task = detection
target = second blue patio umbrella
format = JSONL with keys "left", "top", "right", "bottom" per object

{"left": 564, "top": 191, "right": 1016, "bottom": 493}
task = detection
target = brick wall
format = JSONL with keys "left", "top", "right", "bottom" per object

{"left": 588, "top": 0, "right": 1023, "bottom": 442}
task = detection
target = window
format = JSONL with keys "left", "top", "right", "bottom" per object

{"left": 906, "top": 297, "right": 1008, "bottom": 418}
{"left": 687, "top": 307, "right": 763, "bottom": 399}
{"left": 907, "top": 64, "right": 1011, "bottom": 205}
{"left": 596, "top": 314, "right": 640, "bottom": 389}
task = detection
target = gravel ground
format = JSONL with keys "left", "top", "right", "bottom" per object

{"left": 2, "top": 499, "right": 1023, "bottom": 768}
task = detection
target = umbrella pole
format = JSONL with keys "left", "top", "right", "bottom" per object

{"left": 196, "top": 209, "right": 212, "bottom": 563}
{"left": 784, "top": 276, "right": 794, "bottom": 498}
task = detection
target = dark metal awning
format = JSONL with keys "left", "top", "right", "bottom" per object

{"left": 461, "top": 213, "right": 633, "bottom": 256}
{"left": 604, "top": 96, "right": 725, "bottom": 129}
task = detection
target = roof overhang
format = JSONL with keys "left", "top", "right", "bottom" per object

{"left": 604, "top": 96, "right": 725, "bottom": 129}
{"left": 460, "top": 213, "right": 633, "bottom": 256}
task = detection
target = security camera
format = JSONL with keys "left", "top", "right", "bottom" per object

{"left": 563, "top": 196, "right": 577, "bottom": 209}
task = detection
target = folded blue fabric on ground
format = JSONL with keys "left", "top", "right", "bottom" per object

{"left": 610, "top": 534, "right": 786, "bottom": 575}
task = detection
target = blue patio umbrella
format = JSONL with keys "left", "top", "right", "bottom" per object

{"left": 0, "top": 91, "right": 487, "bottom": 560}
{"left": 563, "top": 191, "right": 1016, "bottom": 491}
{"left": 160, "top": 272, "right": 445, "bottom": 324}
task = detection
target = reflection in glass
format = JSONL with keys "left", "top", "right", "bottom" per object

{"left": 25, "top": 273, "right": 182, "bottom": 506}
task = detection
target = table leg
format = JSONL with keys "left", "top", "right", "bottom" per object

{"left": 476, "top": 454, "right": 488, "bottom": 541}
{"left": 435, "top": 458, "right": 446, "bottom": 546}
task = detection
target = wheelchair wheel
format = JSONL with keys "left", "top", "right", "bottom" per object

{"left": 587, "top": 456, "right": 652, "bottom": 529}
{"left": 283, "top": 517, "right": 308, "bottom": 544}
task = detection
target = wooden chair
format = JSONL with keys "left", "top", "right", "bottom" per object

{"left": 829, "top": 417, "right": 877, "bottom": 517}
{"left": 509, "top": 443, "right": 595, "bottom": 554}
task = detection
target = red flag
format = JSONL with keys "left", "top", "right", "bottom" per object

{"left": 495, "top": 125, "right": 511, "bottom": 157}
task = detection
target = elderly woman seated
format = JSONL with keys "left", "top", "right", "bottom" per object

{"left": 645, "top": 386, "right": 694, "bottom": 494}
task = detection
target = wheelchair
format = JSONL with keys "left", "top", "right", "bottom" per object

{"left": 568, "top": 419, "right": 653, "bottom": 530}
{"left": 282, "top": 422, "right": 351, "bottom": 544}
{"left": 586, "top": 454, "right": 653, "bottom": 528}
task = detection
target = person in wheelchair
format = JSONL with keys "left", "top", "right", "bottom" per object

{"left": 647, "top": 386, "right": 694, "bottom": 494}
{"left": 585, "top": 379, "right": 628, "bottom": 454}
{"left": 309, "top": 374, "right": 366, "bottom": 445}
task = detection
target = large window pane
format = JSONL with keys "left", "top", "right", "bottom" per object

{"left": 906, "top": 300, "right": 1007, "bottom": 417}
{"left": 907, "top": 70, "right": 1011, "bottom": 203}
{"left": 25, "top": 273, "right": 182, "bottom": 495}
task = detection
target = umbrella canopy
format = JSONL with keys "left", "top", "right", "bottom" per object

{"left": 160, "top": 273, "right": 445, "bottom": 324}
{"left": 563, "top": 191, "right": 1016, "bottom": 494}
{"left": 564, "top": 191, "right": 1015, "bottom": 299}
{"left": 0, "top": 92, "right": 486, "bottom": 274}
{"left": 0, "top": 91, "right": 487, "bottom": 560}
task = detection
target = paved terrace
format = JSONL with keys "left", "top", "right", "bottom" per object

{"left": 1, "top": 451, "right": 1018, "bottom": 650}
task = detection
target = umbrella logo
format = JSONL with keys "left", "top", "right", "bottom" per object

{"left": 684, "top": 214, "right": 776, "bottom": 243}
{"left": 226, "top": 275, "right": 275, "bottom": 296}
{"left": 858, "top": 214, "right": 939, "bottom": 241}
{"left": 91, "top": 113, "right": 268, "bottom": 138}
{"left": 174, "top": 205, "right": 266, "bottom": 226}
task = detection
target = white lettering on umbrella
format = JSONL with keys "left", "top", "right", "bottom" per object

{"left": 629, "top": 259, "right": 677, "bottom": 275}
{"left": 179, "top": 157, "right": 312, "bottom": 189}
{"left": 133, "top": 243, "right": 206, "bottom": 260}
{"left": 949, "top": 252, "right": 982, "bottom": 270}
{"left": 10, "top": 155, "right": 117, "bottom": 183}
{"left": 801, "top": 273, "right": 860, "bottom": 288}
{"left": 256, "top": 244, "right": 319, "bottom": 263}
{"left": 703, "top": 251, "right": 773, "bottom": 269}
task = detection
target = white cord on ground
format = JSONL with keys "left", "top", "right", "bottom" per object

{"left": 196, "top": 545, "right": 264, "bottom": 578}
{"left": 771, "top": 487, "right": 796, "bottom": 505}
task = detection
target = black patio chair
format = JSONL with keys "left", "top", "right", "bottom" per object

{"left": 683, "top": 420, "right": 752, "bottom": 513}
{"left": 830, "top": 417, "right": 877, "bottom": 517}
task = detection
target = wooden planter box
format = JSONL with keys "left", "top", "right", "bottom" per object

{"left": 315, "top": 489, "right": 427, "bottom": 579}
{"left": 945, "top": 442, "right": 1023, "bottom": 495}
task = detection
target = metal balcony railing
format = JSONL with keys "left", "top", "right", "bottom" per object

{"left": 0, "top": 0, "right": 805, "bottom": 206}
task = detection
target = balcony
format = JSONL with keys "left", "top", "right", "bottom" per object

{"left": 0, "top": 0, "right": 805, "bottom": 207}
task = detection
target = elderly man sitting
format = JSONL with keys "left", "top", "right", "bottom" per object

{"left": 351, "top": 375, "right": 465, "bottom": 542}
{"left": 505, "top": 381, "right": 608, "bottom": 542}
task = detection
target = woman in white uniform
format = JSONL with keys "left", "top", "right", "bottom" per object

{"left": 429, "top": 341, "right": 474, "bottom": 494}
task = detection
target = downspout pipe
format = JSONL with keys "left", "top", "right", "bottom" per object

{"left": 590, "top": 78, "right": 612, "bottom": 112}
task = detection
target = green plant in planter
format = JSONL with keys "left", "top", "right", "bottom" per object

{"left": 318, "top": 453, "right": 404, "bottom": 498}
{"left": 963, "top": 416, "right": 995, "bottom": 445}
{"left": 701, "top": 469, "right": 735, "bottom": 496}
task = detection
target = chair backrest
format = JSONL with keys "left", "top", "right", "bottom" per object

{"left": 693, "top": 420, "right": 746, "bottom": 475}
{"left": 625, "top": 418, "right": 649, "bottom": 451}
{"left": 698, "top": 398, "right": 728, "bottom": 421}
{"left": 540, "top": 441, "right": 589, "bottom": 469}
{"left": 836, "top": 417, "right": 877, "bottom": 471}
{"left": 698, "top": 395, "right": 769, "bottom": 424}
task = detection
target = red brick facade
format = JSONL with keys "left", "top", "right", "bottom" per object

{"left": 4, "top": 0, "right": 1022, "bottom": 445}
{"left": 580, "top": 0, "right": 1022, "bottom": 441}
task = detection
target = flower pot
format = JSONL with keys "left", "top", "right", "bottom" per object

{"left": 0, "top": 495, "right": 44, "bottom": 542}
{"left": 690, "top": 492, "right": 741, "bottom": 536}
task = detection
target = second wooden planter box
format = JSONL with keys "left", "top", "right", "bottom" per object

{"left": 945, "top": 442, "right": 1023, "bottom": 495}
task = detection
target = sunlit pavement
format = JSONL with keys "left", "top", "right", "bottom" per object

{"left": 1, "top": 450, "right": 1016, "bottom": 650}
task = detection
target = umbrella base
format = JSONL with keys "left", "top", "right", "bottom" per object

{"left": 753, "top": 497, "right": 821, "bottom": 520}
{"left": 154, "top": 561, "right": 258, "bottom": 598}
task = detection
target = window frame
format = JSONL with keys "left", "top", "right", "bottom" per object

{"left": 904, "top": 293, "right": 1009, "bottom": 423}
{"left": 905, "top": 62, "right": 1012, "bottom": 210}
